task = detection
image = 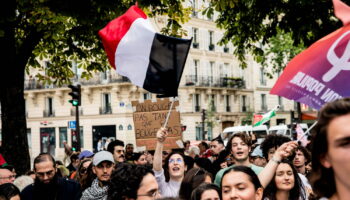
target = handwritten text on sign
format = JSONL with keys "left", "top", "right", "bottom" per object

{"left": 132, "top": 99, "right": 182, "bottom": 150}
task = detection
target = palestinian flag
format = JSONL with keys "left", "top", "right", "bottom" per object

{"left": 253, "top": 109, "right": 276, "bottom": 127}
{"left": 99, "top": 5, "right": 192, "bottom": 97}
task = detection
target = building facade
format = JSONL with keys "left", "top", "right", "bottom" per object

{"left": 0, "top": 2, "right": 307, "bottom": 162}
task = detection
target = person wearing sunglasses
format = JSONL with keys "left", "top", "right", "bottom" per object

{"left": 153, "top": 128, "right": 187, "bottom": 198}
{"left": 107, "top": 139, "right": 125, "bottom": 163}
{"left": 21, "top": 153, "right": 81, "bottom": 200}
{"left": 108, "top": 163, "right": 160, "bottom": 200}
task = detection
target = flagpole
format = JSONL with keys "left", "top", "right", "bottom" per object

{"left": 163, "top": 98, "right": 175, "bottom": 128}
{"left": 296, "top": 121, "right": 318, "bottom": 142}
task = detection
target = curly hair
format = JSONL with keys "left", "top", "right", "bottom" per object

{"left": 263, "top": 159, "right": 304, "bottom": 200}
{"left": 260, "top": 134, "right": 291, "bottom": 160}
{"left": 310, "top": 98, "right": 350, "bottom": 198}
{"left": 107, "top": 163, "right": 154, "bottom": 200}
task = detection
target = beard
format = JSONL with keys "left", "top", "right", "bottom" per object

{"left": 33, "top": 174, "right": 59, "bottom": 198}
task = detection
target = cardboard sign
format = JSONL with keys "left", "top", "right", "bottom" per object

{"left": 132, "top": 99, "right": 182, "bottom": 150}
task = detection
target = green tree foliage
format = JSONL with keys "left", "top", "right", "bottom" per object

{"left": 0, "top": 0, "right": 189, "bottom": 174}
{"left": 204, "top": 0, "right": 345, "bottom": 71}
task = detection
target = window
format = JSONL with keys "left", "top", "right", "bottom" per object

{"left": 101, "top": 93, "right": 112, "bottom": 114}
{"left": 226, "top": 95, "right": 231, "bottom": 112}
{"left": 27, "top": 129, "right": 32, "bottom": 148}
{"left": 210, "top": 94, "right": 216, "bottom": 112}
{"left": 191, "top": 0, "right": 198, "bottom": 17}
{"left": 143, "top": 93, "right": 151, "bottom": 100}
{"left": 101, "top": 70, "right": 110, "bottom": 82}
{"left": 192, "top": 28, "right": 199, "bottom": 48}
{"left": 261, "top": 94, "right": 267, "bottom": 111}
{"left": 127, "top": 124, "right": 133, "bottom": 130}
{"left": 278, "top": 96, "right": 283, "bottom": 110}
{"left": 208, "top": 31, "right": 214, "bottom": 51}
{"left": 241, "top": 95, "right": 247, "bottom": 112}
{"left": 209, "top": 61, "right": 214, "bottom": 84}
{"left": 194, "top": 94, "right": 201, "bottom": 112}
{"left": 196, "top": 126, "right": 203, "bottom": 140}
{"left": 119, "top": 125, "right": 123, "bottom": 131}
{"left": 260, "top": 68, "right": 266, "bottom": 85}
{"left": 194, "top": 60, "right": 199, "bottom": 82}
{"left": 45, "top": 97, "right": 54, "bottom": 117}
{"left": 59, "top": 127, "right": 67, "bottom": 148}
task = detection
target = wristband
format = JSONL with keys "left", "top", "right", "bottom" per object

{"left": 271, "top": 157, "right": 281, "bottom": 164}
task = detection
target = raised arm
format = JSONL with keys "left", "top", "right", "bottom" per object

{"left": 258, "top": 141, "right": 298, "bottom": 188}
{"left": 153, "top": 127, "right": 168, "bottom": 171}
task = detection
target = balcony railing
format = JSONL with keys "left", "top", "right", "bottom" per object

{"left": 195, "top": 106, "right": 201, "bottom": 112}
{"left": 100, "top": 106, "right": 112, "bottom": 115}
{"left": 209, "top": 44, "right": 215, "bottom": 51}
{"left": 192, "top": 42, "right": 199, "bottom": 49}
{"left": 24, "top": 75, "right": 131, "bottom": 90}
{"left": 185, "top": 75, "right": 246, "bottom": 89}
{"left": 43, "top": 110, "right": 55, "bottom": 117}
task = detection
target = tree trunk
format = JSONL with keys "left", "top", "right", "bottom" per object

{"left": 0, "top": 1, "right": 30, "bottom": 175}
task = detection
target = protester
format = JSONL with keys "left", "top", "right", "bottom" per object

{"left": 81, "top": 151, "right": 114, "bottom": 200}
{"left": 188, "top": 146, "right": 200, "bottom": 159}
{"left": 263, "top": 159, "right": 304, "bottom": 200}
{"left": 107, "top": 140, "right": 125, "bottom": 163}
{"left": 0, "top": 167, "right": 15, "bottom": 185}
{"left": 310, "top": 98, "right": 350, "bottom": 199}
{"left": 293, "top": 146, "right": 311, "bottom": 176}
{"left": 125, "top": 143, "right": 134, "bottom": 162}
{"left": 183, "top": 140, "right": 191, "bottom": 156}
{"left": 0, "top": 183, "right": 20, "bottom": 200}
{"left": 178, "top": 168, "right": 212, "bottom": 200}
{"left": 133, "top": 153, "right": 148, "bottom": 165}
{"left": 198, "top": 141, "right": 211, "bottom": 158}
{"left": 214, "top": 132, "right": 264, "bottom": 186}
{"left": 66, "top": 153, "right": 80, "bottom": 175}
{"left": 250, "top": 145, "right": 267, "bottom": 167}
{"left": 13, "top": 175, "right": 33, "bottom": 192}
{"left": 74, "top": 158, "right": 93, "bottom": 189}
{"left": 153, "top": 128, "right": 187, "bottom": 197}
{"left": 21, "top": 153, "right": 81, "bottom": 200}
{"left": 190, "top": 183, "right": 221, "bottom": 200}
{"left": 209, "top": 138, "right": 225, "bottom": 161}
{"left": 108, "top": 163, "right": 160, "bottom": 200}
{"left": 221, "top": 165, "right": 263, "bottom": 200}
{"left": 258, "top": 134, "right": 311, "bottom": 198}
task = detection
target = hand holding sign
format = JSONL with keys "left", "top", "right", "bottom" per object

{"left": 157, "top": 127, "right": 168, "bottom": 143}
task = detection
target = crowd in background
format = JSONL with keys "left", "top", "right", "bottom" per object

{"left": 0, "top": 97, "right": 350, "bottom": 200}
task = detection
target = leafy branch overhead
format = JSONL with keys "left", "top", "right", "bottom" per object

{"left": 204, "top": 0, "right": 344, "bottom": 71}
{"left": 11, "top": 0, "right": 190, "bottom": 86}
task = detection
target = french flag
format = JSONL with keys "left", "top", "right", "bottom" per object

{"left": 99, "top": 5, "right": 192, "bottom": 97}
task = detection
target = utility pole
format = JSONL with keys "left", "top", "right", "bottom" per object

{"left": 68, "top": 84, "right": 81, "bottom": 151}
{"left": 202, "top": 109, "right": 206, "bottom": 140}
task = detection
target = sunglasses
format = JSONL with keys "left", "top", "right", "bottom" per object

{"left": 116, "top": 150, "right": 125, "bottom": 154}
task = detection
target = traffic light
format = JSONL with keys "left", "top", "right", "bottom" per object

{"left": 68, "top": 84, "right": 81, "bottom": 106}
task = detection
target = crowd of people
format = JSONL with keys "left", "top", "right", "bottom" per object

{"left": 0, "top": 97, "right": 350, "bottom": 200}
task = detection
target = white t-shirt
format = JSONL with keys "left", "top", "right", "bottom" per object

{"left": 153, "top": 169, "right": 181, "bottom": 198}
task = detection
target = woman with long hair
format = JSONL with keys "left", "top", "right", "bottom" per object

{"left": 153, "top": 128, "right": 187, "bottom": 198}
{"left": 263, "top": 159, "right": 304, "bottom": 200}
{"left": 179, "top": 167, "right": 212, "bottom": 200}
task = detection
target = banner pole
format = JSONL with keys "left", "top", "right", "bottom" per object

{"left": 163, "top": 98, "right": 175, "bottom": 128}
{"left": 296, "top": 121, "right": 318, "bottom": 142}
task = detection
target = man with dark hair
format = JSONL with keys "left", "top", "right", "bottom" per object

{"left": 125, "top": 143, "right": 134, "bottom": 162}
{"left": 81, "top": 151, "right": 115, "bottom": 200}
{"left": 107, "top": 140, "right": 125, "bottom": 163}
{"left": 214, "top": 132, "right": 264, "bottom": 185}
{"left": 209, "top": 138, "right": 225, "bottom": 161}
{"left": 21, "top": 153, "right": 81, "bottom": 200}
{"left": 260, "top": 134, "right": 291, "bottom": 161}
{"left": 293, "top": 146, "right": 311, "bottom": 175}
{"left": 108, "top": 163, "right": 160, "bottom": 200}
